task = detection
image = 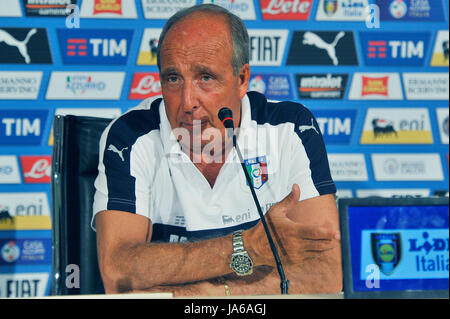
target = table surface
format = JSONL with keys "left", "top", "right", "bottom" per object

{"left": 35, "top": 292, "right": 345, "bottom": 299}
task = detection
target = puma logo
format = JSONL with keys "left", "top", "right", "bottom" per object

{"left": 299, "top": 118, "right": 319, "bottom": 134}
{"left": 107, "top": 144, "right": 128, "bottom": 162}
{"left": 303, "top": 31, "right": 345, "bottom": 66}
{"left": 0, "top": 28, "right": 37, "bottom": 64}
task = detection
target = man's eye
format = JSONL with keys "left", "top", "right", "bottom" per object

{"left": 202, "top": 75, "right": 212, "bottom": 82}
{"left": 168, "top": 76, "right": 178, "bottom": 83}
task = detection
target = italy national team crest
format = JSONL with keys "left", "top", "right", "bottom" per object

{"left": 324, "top": 0, "right": 338, "bottom": 16}
{"left": 371, "top": 233, "right": 402, "bottom": 275}
{"left": 244, "top": 156, "right": 268, "bottom": 189}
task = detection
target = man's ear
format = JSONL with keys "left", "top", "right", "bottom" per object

{"left": 238, "top": 64, "right": 250, "bottom": 99}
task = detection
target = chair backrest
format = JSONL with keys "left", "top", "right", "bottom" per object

{"left": 51, "top": 115, "right": 112, "bottom": 295}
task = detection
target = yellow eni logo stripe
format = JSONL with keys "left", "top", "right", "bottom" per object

{"left": 360, "top": 131, "right": 433, "bottom": 144}
{"left": 431, "top": 52, "right": 449, "bottom": 66}
{"left": 0, "top": 216, "right": 51, "bottom": 231}
{"left": 360, "top": 108, "right": 433, "bottom": 144}
{"left": 430, "top": 31, "right": 449, "bottom": 67}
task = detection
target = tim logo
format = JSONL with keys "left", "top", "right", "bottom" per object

{"left": 361, "top": 31, "right": 430, "bottom": 66}
{"left": 372, "top": 118, "right": 397, "bottom": 139}
{"left": 0, "top": 109, "right": 48, "bottom": 146}
{"left": 314, "top": 109, "right": 356, "bottom": 144}
{"left": 58, "top": 28, "right": 133, "bottom": 65}
{"left": 66, "top": 38, "right": 87, "bottom": 56}
{"left": 367, "top": 40, "right": 387, "bottom": 59}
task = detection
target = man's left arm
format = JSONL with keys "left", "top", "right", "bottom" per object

{"left": 131, "top": 191, "right": 342, "bottom": 297}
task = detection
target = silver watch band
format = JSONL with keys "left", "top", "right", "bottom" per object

{"left": 232, "top": 230, "right": 245, "bottom": 254}
{"left": 230, "top": 229, "right": 253, "bottom": 276}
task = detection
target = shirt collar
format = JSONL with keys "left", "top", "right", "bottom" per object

{"left": 235, "top": 93, "right": 257, "bottom": 155}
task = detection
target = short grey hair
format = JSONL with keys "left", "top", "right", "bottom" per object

{"left": 156, "top": 4, "right": 249, "bottom": 75}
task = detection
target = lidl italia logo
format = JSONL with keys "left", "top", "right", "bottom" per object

{"left": 360, "top": 108, "right": 433, "bottom": 144}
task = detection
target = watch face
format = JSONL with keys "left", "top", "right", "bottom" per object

{"left": 231, "top": 254, "right": 253, "bottom": 276}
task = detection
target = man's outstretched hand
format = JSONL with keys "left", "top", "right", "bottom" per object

{"left": 245, "top": 184, "right": 340, "bottom": 267}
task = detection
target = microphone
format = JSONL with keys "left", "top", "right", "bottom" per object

{"left": 218, "top": 107, "right": 289, "bottom": 295}
{"left": 218, "top": 107, "right": 234, "bottom": 139}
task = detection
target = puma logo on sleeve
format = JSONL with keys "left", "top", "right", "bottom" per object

{"left": 299, "top": 118, "right": 319, "bottom": 135}
{"left": 107, "top": 144, "right": 128, "bottom": 162}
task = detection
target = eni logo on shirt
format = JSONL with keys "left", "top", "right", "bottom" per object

{"left": 222, "top": 210, "right": 251, "bottom": 225}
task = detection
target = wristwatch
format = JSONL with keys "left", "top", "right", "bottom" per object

{"left": 230, "top": 230, "right": 253, "bottom": 276}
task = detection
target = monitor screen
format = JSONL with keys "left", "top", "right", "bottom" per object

{"left": 339, "top": 197, "right": 449, "bottom": 299}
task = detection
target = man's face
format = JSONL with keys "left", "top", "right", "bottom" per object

{"left": 159, "top": 12, "right": 249, "bottom": 156}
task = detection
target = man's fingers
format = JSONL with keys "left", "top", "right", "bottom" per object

{"left": 276, "top": 184, "right": 301, "bottom": 210}
{"left": 298, "top": 225, "right": 340, "bottom": 241}
{"left": 266, "top": 185, "right": 300, "bottom": 220}
{"left": 294, "top": 226, "right": 340, "bottom": 256}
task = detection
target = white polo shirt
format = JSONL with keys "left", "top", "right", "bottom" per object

{"left": 92, "top": 91, "right": 336, "bottom": 242}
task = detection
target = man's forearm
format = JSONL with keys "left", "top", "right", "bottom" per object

{"left": 131, "top": 265, "right": 279, "bottom": 296}
{"left": 105, "top": 233, "right": 235, "bottom": 293}
{"left": 131, "top": 247, "right": 342, "bottom": 297}
{"left": 102, "top": 196, "right": 342, "bottom": 295}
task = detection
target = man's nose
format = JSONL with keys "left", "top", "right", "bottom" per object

{"left": 181, "top": 80, "right": 199, "bottom": 113}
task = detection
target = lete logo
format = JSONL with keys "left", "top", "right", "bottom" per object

{"left": 20, "top": 155, "right": 51, "bottom": 183}
{"left": 129, "top": 73, "right": 161, "bottom": 100}
{"left": 260, "top": 0, "right": 313, "bottom": 20}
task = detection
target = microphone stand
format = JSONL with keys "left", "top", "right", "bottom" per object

{"left": 231, "top": 132, "right": 289, "bottom": 295}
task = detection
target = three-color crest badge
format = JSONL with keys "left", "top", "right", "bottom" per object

{"left": 323, "top": 0, "right": 338, "bottom": 16}
{"left": 371, "top": 233, "right": 402, "bottom": 275}
{"left": 244, "top": 156, "right": 268, "bottom": 189}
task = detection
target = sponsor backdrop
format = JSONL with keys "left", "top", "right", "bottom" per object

{"left": 0, "top": 0, "right": 448, "bottom": 297}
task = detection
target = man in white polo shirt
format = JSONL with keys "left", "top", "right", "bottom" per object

{"left": 93, "top": 4, "right": 342, "bottom": 296}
